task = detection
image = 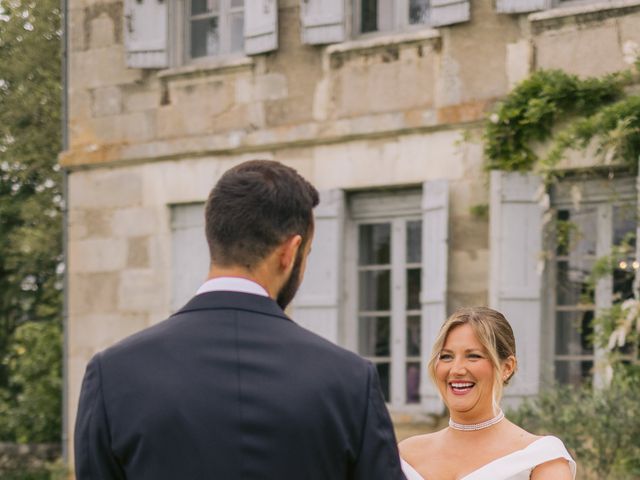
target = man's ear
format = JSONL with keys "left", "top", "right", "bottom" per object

{"left": 280, "top": 234, "right": 302, "bottom": 271}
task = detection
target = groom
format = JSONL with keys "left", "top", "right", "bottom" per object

{"left": 74, "top": 160, "right": 406, "bottom": 479}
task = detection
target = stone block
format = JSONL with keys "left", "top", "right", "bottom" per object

{"left": 112, "top": 207, "right": 158, "bottom": 237}
{"left": 71, "top": 238, "right": 127, "bottom": 273}
{"left": 127, "top": 237, "right": 150, "bottom": 268}
{"left": 506, "top": 40, "right": 532, "bottom": 90}
{"left": 68, "top": 272, "right": 119, "bottom": 315}
{"left": 70, "top": 46, "right": 143, "bottom": 89}
{"left": 254, "top": 73, "right": 289, "bottom": 101}
{"left": 68, "top": 208, "right": 89, "bottom": 240}
{"left": 92, "top": 85, "right": 122, "bottom": 117}
{"left": 83, "top": 208, "right": 114, "bottom": 237}
{"left": 118, "top": 270, "right": 167, "bottom": 312}
{"left": 70, "top": 169, "right": 143, "bottom": 209}
{"left": 449, "top": 249, "right": 490, "bottom": 293}
{"left": 89, "top": 12, "right": 116, "bottom": 49}
{"left": 450, "top": 214, "right": 489, "bottom": 251}
{"left": 89, "top": 110, "right": 156, "bottom": 143}
{"left": 72, "top": 312, "right": 149, "bottom": 351}
{"left": 68, "top": 87, "right": 92, "bottom": 122}
{"left": 123, "top": 86, "right": 160, "bottom": 113}
{"left": 535, "top": 23, "right": 626, "bottom": 77}
{"left": 69, "top": 8, "right": 85, "bottom": 52}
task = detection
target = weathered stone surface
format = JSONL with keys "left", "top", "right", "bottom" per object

{"left": 70, "top": 46, "right": 142, "bottom": 89}
{"left": 535, "top": 22, "right": 627, "bottom": 76}
{"left": 118, "top": 270, "right": 167, "bottom": 312}
{"left": 506, "top": 40, "right": 532, "bottom": 89}
{"left": 68, "top": 272, "right": 119, "bottom": 315}
{"left": 112, "top": 207, "right": 158, "bottom": 237}
{"left": 70, "top": 169, "right": 143, "bottom": 209}
{"left": 92, "top": 85, "right": 122, "bottom": 117}
{"left": 127, "top": 237, "right": 150, "bottom": 268}
{"left": 71, "top": 238, "right": 127, "bottom": 273}
{"left": 69, "top": 7, "right": 86, "bottom": 52}
{"left": 89, "top": 11, "right": 116, "bottom": 49}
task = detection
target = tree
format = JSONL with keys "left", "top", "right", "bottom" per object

{"left": 0, "top": 0, "right": 63, "bottom": 443}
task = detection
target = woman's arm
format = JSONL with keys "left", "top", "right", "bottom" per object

{"left": 530, "top": 458, "right": 574, "bottom": 480}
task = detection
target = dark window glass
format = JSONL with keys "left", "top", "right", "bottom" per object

{"left": 358, "top": 316, "right": 391, "bottom": 357}
{"left": 361, "top": 0, "right": 378, "bottom": 33}
{"left": 406, "top": 362, "right": 421, "bottom": 403}
{"left": 358, "top": 270, "right": 391, "bottom": 311}
{"left": 406, "top": 315, "right": 421, "bottom": 356}
{"left": 191, "top": 17, "right": 219, "bottom": 58}
{"left": 359, "top": 223, "right": 391, "bottom": 266}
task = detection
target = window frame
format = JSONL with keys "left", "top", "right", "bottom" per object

{"left": 351, "top": 0, "right": 431, "bottom": 38}
{"left": 544, "top": 175, "right": 637, "bottom": 387}
{"left": 344, "top": 188, "right": 425, "bottom": 409}
{"left": 171, "top": 0, "right": 246, "bottom": 66}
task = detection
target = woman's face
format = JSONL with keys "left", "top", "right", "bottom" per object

{"left": 435, "top": 323, "right": 497, "bottom": 418}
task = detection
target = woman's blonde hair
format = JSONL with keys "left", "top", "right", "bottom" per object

{"left": 427, "top": 307, "right": 517, "bottom": 409}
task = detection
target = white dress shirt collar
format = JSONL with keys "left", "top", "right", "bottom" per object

{"left": 196, "top": 276, "right": 270, "bottom": 297}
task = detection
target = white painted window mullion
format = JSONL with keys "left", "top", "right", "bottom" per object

{"left": 594, "top": 204, "right": 613, "bottom": 388}
{"left": 390, "top": 218, "right": 406, "bottom": 407}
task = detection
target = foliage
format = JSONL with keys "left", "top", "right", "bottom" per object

{"left": 0, "top": 321, "right": 62, "bottom": 443}
{"left": 0, "top": 0, "right": 63, "bottom": 443}
{"left": 484, "top": 69, "right": 626, "bottom": 172}
{"left": 509, "top": 367, "right": 640, "bottom": 479}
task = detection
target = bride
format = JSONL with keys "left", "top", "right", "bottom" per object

{"left": 399, "top": 307, "right": 576, "bottom": 480}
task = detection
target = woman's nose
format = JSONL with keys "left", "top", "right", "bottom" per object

{"left": 450, "top": 359, "right": 467, "bottom": 375}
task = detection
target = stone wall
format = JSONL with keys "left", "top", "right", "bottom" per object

{"left": 63, "top": 0, "right": 640, "bottom": 464}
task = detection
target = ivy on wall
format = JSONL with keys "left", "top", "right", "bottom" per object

{"left": 483, "top": 65, "right": 640, "bottom": 175}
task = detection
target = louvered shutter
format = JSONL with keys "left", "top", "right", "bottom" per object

{"left": 124, "top": 0, "right": 169, "bottom": 69}
{"left": 489, "top": 171, "right": 544, "bottom": 398}
{"left": 420, "top": 180, "right": 449, "bottom": 411}
{"left": 496, "top": 0, "right": 546, "bottom": 14}
{"left": 300, "top": 0, "right": 346, "bottom": 45}
{"left": 292, "top": 190, "right": 345, "bottom": 343}
{"left": 245, "top": 0, "right": 278, "bottom": 55}
{"left": 430, "top": 0, "right": 470, "bottom": 27}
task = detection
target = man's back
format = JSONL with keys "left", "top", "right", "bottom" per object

{"left": 75, "top": 291, "right": 404, "bottom": 479}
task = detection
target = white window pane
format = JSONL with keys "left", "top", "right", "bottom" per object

{"left": 229, "top": 13, "right": 244, "bottom": 52}
{"left": 409, "top": 0, "right": 429, "bottom": 24}
{"left": 191, "top": 17, "right": 220, "bottom": 58}
{"left": 192, "top": 0, "right": 218, "bottom": 15}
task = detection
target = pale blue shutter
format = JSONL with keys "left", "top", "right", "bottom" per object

{"left": 489, "top": 171, "right": 544, "bottom": 399}
{"left": 292, "top": 190, "right": 345, "bottom": 343}
{"left": 430, "top": 0, "right": 470, "bottom": 27}
{"left": 170, "top": 204, "right": 209, "bottom": 311}
{"left": 300, "top": 0, "right": 346, "bottom": 45}
{"left": 124, "top": 0, "right": 169, "bottom": 68}
{"left": 245, "top": 0, "right": 278, "bottom": 55}
{"left": 496, "top": 0, "right": 546, "bottom": 13}
{"left": 420, "top": 180, "right": 449, "bottom": 411}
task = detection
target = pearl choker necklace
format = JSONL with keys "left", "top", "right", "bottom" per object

{"left": 449, "top": 409, "right": 505, "bottom": 431}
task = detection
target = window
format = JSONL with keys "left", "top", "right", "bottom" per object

{"left": 354, "top": 0, "right": 429, "bottom": 35}
{"left": 549, "top": 176, "right": 637, "bottom": 386}
{"left": 347, "top": 190, "right": 423, "bottom": 406}
{"left": 187, "top": 0, "right": 244, "bottom": 59}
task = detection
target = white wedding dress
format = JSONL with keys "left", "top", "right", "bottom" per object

{"left": 400, "top": 435, "right": 576, "bottom": 480}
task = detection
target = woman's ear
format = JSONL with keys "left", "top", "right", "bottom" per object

{"left": 502, "top": 356, "right": 516, "bottom": 383}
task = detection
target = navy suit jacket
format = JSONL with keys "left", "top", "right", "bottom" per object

{"left": 74, "top": 291, "right": 406, "bottom": 479}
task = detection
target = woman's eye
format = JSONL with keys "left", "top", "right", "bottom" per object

{"left": 468, "top": 354, "right": 482, "bottom": 359}
{"left": 439, "top": 353, "right": 453, "bottom": 360}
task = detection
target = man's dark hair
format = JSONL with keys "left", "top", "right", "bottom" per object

{"left": 205, "top": 160, "right": 319, "bottom": 269}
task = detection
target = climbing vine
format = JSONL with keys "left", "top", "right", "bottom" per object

{"left": 483, "top": 67, "right": 639, "bottom": 175}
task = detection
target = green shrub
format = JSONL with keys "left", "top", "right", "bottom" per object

{"left": 509, "top": 366, "right": 640, "bottom": 479}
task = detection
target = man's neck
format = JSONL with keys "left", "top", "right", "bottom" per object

{"left": 208, "top": 266, "right": 276, "bottom": 299}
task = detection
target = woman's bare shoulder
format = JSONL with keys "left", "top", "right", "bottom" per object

{"left": 399, "top": 429, "right": 446, "bottom": 462}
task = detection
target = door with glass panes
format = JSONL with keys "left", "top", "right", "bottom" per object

{"left": 347, "top": 190, "right": 423, "bottom": 407}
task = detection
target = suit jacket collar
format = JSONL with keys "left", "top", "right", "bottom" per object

{"left": 173, "top": 291, "right": 291, "bottom": 323}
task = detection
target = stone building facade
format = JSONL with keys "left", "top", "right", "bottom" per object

{"left": 63, "top": 0, "right": 640, "bottom": 463}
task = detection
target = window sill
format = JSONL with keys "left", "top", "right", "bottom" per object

{"left": 326, "top": 29, "right": 441, "bottom": 57}
{"left": 158, "top": 55, "right": 254, "bottom": 81}
{"left": 529, "top": 0, "right": 640, "bottom": 24}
